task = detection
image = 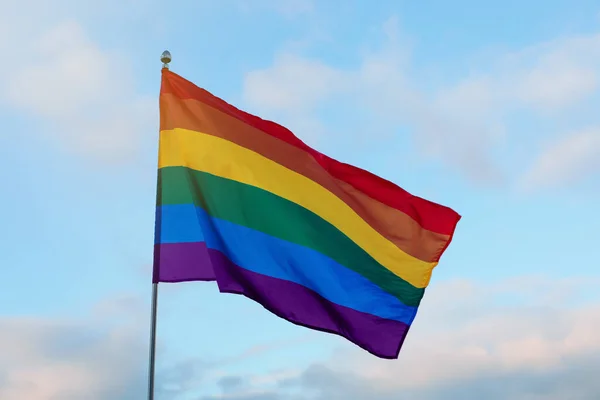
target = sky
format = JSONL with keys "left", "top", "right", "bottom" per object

{"left": 1, "top": 0, "right": 600, "bottom": 399}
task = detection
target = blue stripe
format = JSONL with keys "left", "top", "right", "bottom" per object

{"left": 158, "top": 204, "right": 418, "bottom": 324}
{"left": 156, "top": 203, "right": 205, "bottom": 244}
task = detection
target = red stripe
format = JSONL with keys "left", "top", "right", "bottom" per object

{"left": 161, "top": 69, "right": 461, "bottom": 235}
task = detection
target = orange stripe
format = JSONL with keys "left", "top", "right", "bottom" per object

{"left": 161, "top": 69, "right": 461, "bottom": 237}
{"left": 160, "top": 93, "right": 451, "bottom": 263}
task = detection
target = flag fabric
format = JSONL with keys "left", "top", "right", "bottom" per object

{"left": 154, "top": 69, "right": 461, "bottom": 359}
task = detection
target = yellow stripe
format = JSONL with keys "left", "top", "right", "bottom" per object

{"left": 159, "top": 128, "right": 436, "bottom": 288}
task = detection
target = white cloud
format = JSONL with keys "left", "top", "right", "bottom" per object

{"left": 243, "top": 53, "right": 348, "bottom": 145}
{"left": 242, "top": 20, "right": 600, "bottom": 187}
{"left": 0, "top": 2, "right": 155, "bottom": 162}
{"left": 516, "top": 62, "right": 597, "bottom": 111}
{"left": 508, "top": 34, "right": 600, "bottom": 112}
{"left": 240, "top": 18, "right": 503, "bottom": 182}
{"left": 244, "top": 54, "right": 347, "bottom": 112}
{"left": 6, "top": 22, "right": 113, "bottom": 118}
{"left": 209, "top": 276, "right": 600, "bottom": 400}
{"left": 0, "top": 294, "right": 298, "bottom": 400}
{"left": 519, "top": 127, "right": 600, "bottom": 190}
{"left": 0, "top": 297, "right": 148, "bottom": 400}
{"left": 332, "top": 277, "right": 600, "bottom": 388}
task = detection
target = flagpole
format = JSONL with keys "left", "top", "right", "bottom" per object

{"left": 147, "top": 50, "right": 172, "bottom": 400}
{"left": 147, "top": 282, "right": 158, "bottom": 400}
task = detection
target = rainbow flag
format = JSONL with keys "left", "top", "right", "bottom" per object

{"left": 154, "top": 69, "right": 461, "bottom": 358}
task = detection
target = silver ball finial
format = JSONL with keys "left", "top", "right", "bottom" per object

{"left": 161, "top": 50, "right": 172, "bottom": 69}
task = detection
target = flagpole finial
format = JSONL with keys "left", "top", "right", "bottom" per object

{"left": 161, "top": 50, "right": 172, "bottom": 69}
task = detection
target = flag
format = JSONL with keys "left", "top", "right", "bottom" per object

{"left": 153, "top": 69, "right": 461, "bottom": 359}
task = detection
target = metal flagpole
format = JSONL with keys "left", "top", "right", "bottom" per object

{"left": 147, "top": 282, "right": 159, "bottom": 400}
{"left": 147, "top": 50, "right": 172, "bottom": 400}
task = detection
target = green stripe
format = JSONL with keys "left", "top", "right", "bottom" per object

{"left": 158, "top": 166, "right": 425, "bottom": 307}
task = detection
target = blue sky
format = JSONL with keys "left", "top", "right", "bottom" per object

{"left": 1, "top": 0, "right": 599, "bottom": 399}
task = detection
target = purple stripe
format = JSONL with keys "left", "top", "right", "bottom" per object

{"left": 154, "top": 241, "right": 410, "bottom": 358}
{"left": 208, "top": 248, "right": 409, "bottom": 359}
{"left": 153, "top": 242, "right": 216, "bottom": 283}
